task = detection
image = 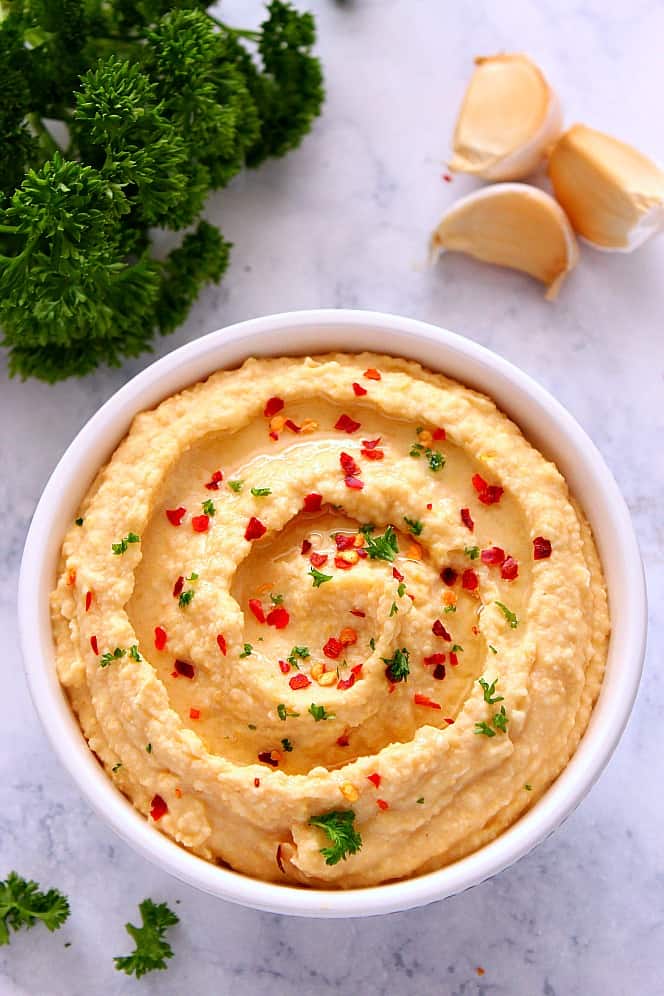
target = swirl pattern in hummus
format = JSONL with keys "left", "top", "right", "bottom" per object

{"left": 51, "top": 353, "right": 609, "bottom": 887}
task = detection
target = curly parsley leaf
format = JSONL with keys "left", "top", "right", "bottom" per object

{"left": 403, "top": 516, "right": 423, "bottom": 536}
{"left": 363, "top": 525, "right": 398, "bottom": 562}
{"left": 114, "top": 898, "right": 179, "bottom": 979}
{"left": 99, "top": 647, "right": 126, "bottom": 668}
{"left": 381, "top": 647, "right": 410, "bottom": 683}
{"left": 478, "top": 676, "right": 504, "bottom": 705}
{"left": 111, "top": 532, "right": 140, "bottom": 555}
{"left": 308, "top": 810, "right": 362, "bottom": 865}
{"left": 0, "top": 873, "right": 70, "bottom": 946}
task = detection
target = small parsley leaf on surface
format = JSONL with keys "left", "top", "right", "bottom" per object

{"left": 0, "top": 873, "right": 70, "bottom": 946}
{"left": 308, "top": 703, "right": 335, "bottom": 722}
{"left": 250, "top": 487, "right": 271, "bottom": 497}
{"left": 112, "top": 532, "right": 140, "bottom": 555}
{"left": 381, "top": 647, "right": 410, "bottom": 683}
{"left": 363, "top": 525, "right": 398, "bottom": 562}
{"left": 495, "top": 601, "right": 519, "bottom": 628}
{"left": 479, "top": 677, "right": 504, "bottom": 705}
{"left": 309, "top": 566, "right": 333, "bottom": 588}
{"left": 114, "top": 899, "right": 179, "bottom": 979}
{"left": 99, "top": 647, "right": 126, "bottom": 668}
{"left": 228, "top": 480, "right": 244, "bottom": 493}
{"left": 308, "top": 810, "right": 362, "bottom": 865}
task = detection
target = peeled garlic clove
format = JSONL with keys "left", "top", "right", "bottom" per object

{"left": 548, "top": 124, "right": 664, "bottom": 251}
{"left": 450, "top": 54, "right": 562, "bottom": 181}
{"left": 431, "top": 183, "right": 578, "bottom": 299}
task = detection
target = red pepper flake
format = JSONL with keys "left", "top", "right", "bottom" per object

{"left": 350, "top": 608, "right": 366, "bottom": 618}
{"left": 472, "top": 625, "right": 480, "bottom": 636}
{"left": 335, "top": 533, "right": 355, "bottom": 550}
{"left": 472, "top": 473, "right": 488, "bottom": 493}
{"left": 482, "top": 487, "right": 504, "bottom": 505}
{"left": 245, "top": 516, "right": 267, "bottom": 541}
{"left": 533, "top": 536, "right": 552, "bottom": 559}
{"left": 323, "top": 637, "right": 343, "bottom": 659}
{"left": 476, "top": 967, "right": 485, "bottom": 977}
{"left": 266, "top": 606, "right": 290, "bottom": 629}
{"left": 433, "top": 663, "right": 446, "bottom": 680}
{"left": 191, "top": 514, "right": 209, "bottom": 533}
{"left": 461, "top": 507, "right": 474, "bottom": 532}
{"left": 442, "top": 173, "right": 452, "bottom": 182}
{"left": 166, "top": 506, "right": 186, "bottom": 526}
{"left": 340, "top": 627, "right": 358, "bottom": 646}
{"left": 361, "top": 447, "right": 384, "bottom": 460}
{"left": 284, "top": 418, "right": 301, "bottom": 433}
{"left": 289, "top": 673, "right": 311, "bottom": 690}
{"left": 356, "top": 548, "right": 368, "bottom": 559}
{"left": 90, "top": 635, "right": 99, "bottom": 655}
{"left": 337, "top": 733, "right": 350, "bottom": 747}
{"left": 189, "top": 707, "right": 200, "bottom": 720}
{"left": 364, "top": 368, "right": 381, "bottom": 381}
{"left": 352, "top": 382, "right": 368, "bottom": 396}
{"left": 361, "top": 437, "right": 381, "bottom": 449}
{"left": 335, "top": 413, "right": 361, "bottom": 433}
{"left": 340, "top": 452, "right": 360, "bottom": 476}
{"left": 150, "top": 794, "right": 168, "bottom": 821}
{"left": 414, "top": 693, "right": 441, "bottom": 710}
{"left": 216, "top": 634, "right": 227, "bottom": 655}
{"left": 426, "top": 502, "right": 433, "bottom": 510}
{"left": 351, "top": 663, "right": 363, "bottom": 676}
{"left": 433, "top": 427, "right": 447, "bottom": 440}
{"left": 67, "top": 569, "right": 76, "bottom": 586}
{"left": 258, "top": 751, "right": 280, "bottom": 767}
{"left": 174, "top": 787, "right": 182, "bottom": 799}
{"left": 423, "top": 653, "right": 446, "bottom": 666}
{"left": 309, "top": 552, "right": 328, "bottom": 569}
{"left": 337, "top": 673, "right": 356, "bottom": 691}
{"left": 155, "top": 626, "right": 167, "bottom": 651}
{"left": 432, "top": 619, "right": 452, "bottom": 640}
{"left": 444, "top": 717, "right": 455, "bottom": 725}
{"left": 248, "top": 598, "right": 266, "bottom": 623}
{"left": 367, "top": 772, "right": 381, "bottom": 788}
{"left": 173, "top": 575, "right": 184, "bottom": 598}
{"left": 376, "top": 798, "right": 389, "bottom": 810}
{"left": 392, "top": 566, "right": 404, "bottom": 582}
{"left": 303, "top": 492, "right": 323, "bottom": 513}
{"left": 501, "top": 556, "right": 519, "bottom": 580}
{"left": 345, "top": 475, "right": 364, "bottom": 490}
{"left": 264, "top": 397, "right": 284, "bottom": 418}
{"left": 462, "top": 568, "right": 479, "bottom": 591}
{"left": 205, "top": 470, "right": 223, "bottom": 490}
{"left": 85, "top": 590, "right": 93, "bottom": 612}
{"left": 481, "top": 546, "right": 506, "bottom": 565}
{"left": 269, "top": 431, "right": 279, "bottom": 441}
{"left": 174, "top": 659, "right": 195, "bottom": 679}
{"left": 441, "top": 567, "right": 457, "bottom": 586}
{"left": 333, "top": 555, "right": 351, "bottom": 570}
{"left": 301, "top": 538, "right": 313, "bottom": 555}
{"left": 279, "top": 659, "right": 290, "bottom": 674}
{"left": 254, "top": 777, "right": 261, "bottom": 788}
{"left": 450, "top": 651, "right": 459, "bottom": 667}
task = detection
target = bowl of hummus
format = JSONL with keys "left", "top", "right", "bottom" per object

{"left": 19, "top": 310, "right": 645, "bottom": 917}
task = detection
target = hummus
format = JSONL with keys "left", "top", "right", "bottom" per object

{"left": 51, "top": 353, "right": 609, "bottom": 887}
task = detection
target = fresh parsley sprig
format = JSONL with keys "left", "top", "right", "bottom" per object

{"left": 308, "top": 811, "right": 362, "bottom": 865}
{"left": 114, "top": 899, "right": 179, "bottom": 979}
{"left": 0, "top": 873, "right": 70, "bottom": 946}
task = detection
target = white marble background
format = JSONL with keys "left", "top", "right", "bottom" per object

{"left": 1, "top": 0, "right": 662, "bottom": 993}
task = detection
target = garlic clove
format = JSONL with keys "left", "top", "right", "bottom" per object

{"left": 548, "top": 124, "right": 664, "bottom": 251}
{"left": 450, "top": 54, "right": 562, "bottom": 181}
{"left": 430, "top": 183, "right": 578, "bottom": 299}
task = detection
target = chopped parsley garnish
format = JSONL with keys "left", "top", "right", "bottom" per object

{"left": 451, "top": 644, "right": 464, "bottom": 653}
{"left": 186, "top": 572, "right": 199, "bottom": 581}
{"left": 524, "top": 783, "right": 532, "bottom": 791}
{"left": 280, "top": 738, "right": 293, "bottom": 752}
{"left": 403, "top": 516, "right": 423, "bottom": 536}
{"left": 178, "top": 590, "right": 195, "bottom": 608}
{"left": 0, "top": 873, "right": 70, "bottom": 945}
{"left": 489, "top": 644, "right": 498, "bottom": 655}
{"left": 409, "top": 443, "right": 445, "bottom": 472}
{"left": 145, "top": 743, "right": 152, "bottom": 753}
{"left": 479, "top": 677, "right": 504, "bottom": 705}
{"left": 129, "top": 645, "right": 142, "bottom": 662}
{"left": 369, "top": 637, "right": 376, "bottom": 651}
{"left": 75, "top": 517, "right": 84, "bottom": 527}
{"left": 464, "top": 545, "right": 480, "bottom": 560}
{"left": 443, "top": 605, "right": 457, "bottom": 613}
{"left": 397, "top": 581, "right": 406, "bottom": 597}
{"left": 495, "top": 601, "right": 519, "bottom": 628}
{"left": 363, "top": 525, "right": 398, "bottom": 562}
{"left": 382, "top": 647, "right": 410, "bottom": 682}
{"left": 359, "top": 523, "right": 375, "bottom": 535}
{"left": 247, "top": 724, "right": 257, "bottom": 731}
{"left": 389, "top": 602, "right": 398, "bottom": 616}
{"left": 111, "top": 532, "right": 140, "bottom": 555}
{"left": 250, "top": 487, "right": 272, "bottom": 497}
{"left": 270, "top": 593, "right": 284, "bottom": 605}
{"left": 309, "top": 703, "right": 336, "bottom": 722}
{"left": 228, "top": 480, "right": 243, "bottom": 493}
{"left": 114, "top": 899, "right": 179, "bottom": 979}
{"left": 308, "top": 810, "right": 363, "bottom": 865}
{"left": 99, "top": 647, "right": 126, "bottom": 668}
{"left": 277, "top": 704, "right": 299, "bottom": 721}
{"left": 493, "top": 706, "right": 509, "bottom": 732}
{"left": 201, "top": 499, "right": 216, "bottom": 516}
{"left": 309, "top": 566, "right": 333, "bottom": 588}
{"left": 288, "top": 646, "right": 310, "bottom": 667}
{"left": 239, "top": 644, "right": 253, "bottom": 658}
{"left": 416, "top": 797, "right": 424, "bottom": 804}
{"left": 474, "top": 721, "right": 496, "bottom": 738}
{"left": 112, "top": 763, "right": 122, "bottom": 773}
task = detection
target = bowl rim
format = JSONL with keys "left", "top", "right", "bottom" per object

{"left": 18, "top": 308, "right": 647, "bottom": 918}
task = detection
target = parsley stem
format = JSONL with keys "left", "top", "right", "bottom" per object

{"left": 0, "top": 225, "right": 18, "bottom": 235}
{"left": 207, "top": 14, "right": 261, "bottom": 40}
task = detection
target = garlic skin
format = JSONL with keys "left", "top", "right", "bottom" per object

{"left": 450, "top": 54, "right": 562, "bottom": 181}
{"left": 431, "top": 183, "right": 578, "bottom": 299}
{"left": 548, "top": 124, "right": 664, "bottom": 251}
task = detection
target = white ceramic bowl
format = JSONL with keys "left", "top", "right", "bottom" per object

{"left": 19, "top": 309, "right": 646, "bottom": 918}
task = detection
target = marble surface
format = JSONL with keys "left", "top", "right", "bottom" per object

{"left": 1, "top": 0, "right": 662, "bottom": 992}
